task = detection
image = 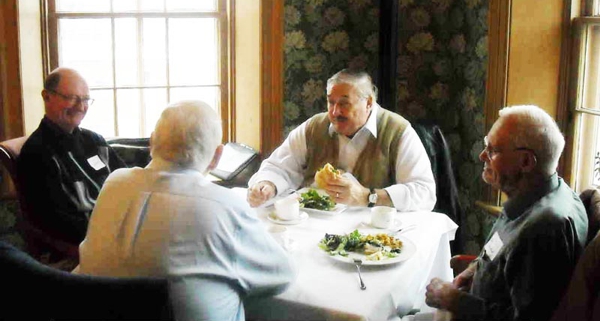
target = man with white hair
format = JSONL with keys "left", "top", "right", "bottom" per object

{"left": 74, "top": 100, "right": 295, "bottom": 321}
{"left": 424, "top": 105, "right": 588, "bottom": 321}
{"left": 248, "top": 68, "right": 436, "bottom": 211}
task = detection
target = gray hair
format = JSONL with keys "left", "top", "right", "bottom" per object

{"left": 497, "top": 105, "right": 565, "bottom": 176}
{"left": 151, "top": 100, "right": 222, "bottom": 171}
{"left": 326, "top": 69, "right": 378, "bottom": 102}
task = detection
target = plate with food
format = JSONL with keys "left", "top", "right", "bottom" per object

{"left": 318, "top": 229, "right": 416, "bottom": 265}
{"left": 298, "top": 187, "right": 347, "bottom": 215}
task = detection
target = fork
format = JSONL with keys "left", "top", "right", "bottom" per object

{"left": 353, "top": 259, "right": 367, "bottom": 290}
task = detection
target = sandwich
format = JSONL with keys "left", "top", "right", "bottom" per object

{"left": 314, "top": 163, "right": 340, "bottom": 189}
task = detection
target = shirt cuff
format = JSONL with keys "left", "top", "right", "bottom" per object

{"left": 248, "top": 173, "right": 291, "bottom": 197}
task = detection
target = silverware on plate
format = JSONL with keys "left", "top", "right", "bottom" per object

{"left": 353, "top": 258, "right": 367, "bottom": 290}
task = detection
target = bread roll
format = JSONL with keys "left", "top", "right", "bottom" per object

{"left": 314, "top": 163, "right": 340, "bottom": 189}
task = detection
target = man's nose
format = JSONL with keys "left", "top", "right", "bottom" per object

{"left": 479, "top": 149, "right": 487, "bottom": 162}
{"left": 331, "top": 104, "right": 342, "bottom": 116}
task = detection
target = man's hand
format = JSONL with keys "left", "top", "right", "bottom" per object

{"left": 247, "top": 181, "right": 276, "bottom": 207}
{"left": 322, "top": 173, "right": 369, "bottom": 206}
{"left": 453, "top": 261, "right": 477, "bottom": 291}
{"left": 425, "top": 278, "right": 462, "bottom": 312}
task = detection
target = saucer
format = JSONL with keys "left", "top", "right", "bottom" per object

{"left": 361, "top": 218, "right": 402, "bottom": 230}
{"left": 268, "top": 211, "right": 309, "bottom": 225}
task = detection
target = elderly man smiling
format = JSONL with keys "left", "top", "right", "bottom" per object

{"left": 247, "top": 69, "right": 436, "bottom": 211}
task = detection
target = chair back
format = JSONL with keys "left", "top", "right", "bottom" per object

{"left": 549, "top": 230, "right": 600, "bottom": 321}
{"left": 0, "top": 136, "right": 28, "bottom": 195}
{"left": 580, "top": 188, "right": 600, "bottom": 245}
{"left": 413, "top": 122, "right": 462, "bottom": 253}
{"left": 0, "top": 136, "right": 79, "bottom": 262}
{"left": 0, "top": 241, "right": 173, "bottom": 320}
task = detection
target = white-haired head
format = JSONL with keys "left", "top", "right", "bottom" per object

{"left": 151, "top": 100, "right": 222, "bottom": 172}
{"left": 326, "top": 69, "right": 378, "bottom": 102}
{"left": 495, "top": 105, "right": 565, "bottom": 176}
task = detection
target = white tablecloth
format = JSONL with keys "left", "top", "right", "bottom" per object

{"left": 238, "top": 192, "right": 458, "bottom": 321}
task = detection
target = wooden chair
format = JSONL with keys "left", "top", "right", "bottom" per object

{"left": 0, "top": 137, "right": 79, "bottom": 262}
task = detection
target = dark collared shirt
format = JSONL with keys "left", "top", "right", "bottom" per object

{"left": 454, "top": 174, "right": 588, "bottom": 321}
{"left": 17, "top": 117, "right": 125, "bottom": 242}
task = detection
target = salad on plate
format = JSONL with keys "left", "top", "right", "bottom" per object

{"left": 318, "top": 229, "right": 403, "bottom": 261}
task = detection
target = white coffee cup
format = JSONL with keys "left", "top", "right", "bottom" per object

{"left": 370, "top": 206, "right": 396, "bottom": 229}
{"left": 268, "top": 225, "right": 289, "bottom": 248}
{"left": 275, "top": 196, "right": 300, "bottom": 221}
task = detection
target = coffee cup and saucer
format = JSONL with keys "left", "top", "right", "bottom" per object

{"left": 361, "top": 206, "right": 401, "bottom": 230}
{"left": 267, "top": 195, "right": 309, "bottom": 225}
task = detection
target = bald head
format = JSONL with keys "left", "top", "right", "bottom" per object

{"left": 42, "top": 67, "right": 90, "bottom": 133}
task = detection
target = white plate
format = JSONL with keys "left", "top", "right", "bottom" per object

{"left": 361, "top": 218, "right": 402, "bottom": 230}
{"left": 298, "top": 187, "right": 348, "bottom": 215}
{"left": 267, "top": 211, "right": 309, "bottom": 225}
{"left": 322, "top": 234, "right": 416, "bottom": 266}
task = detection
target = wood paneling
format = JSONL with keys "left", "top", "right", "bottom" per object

{"left": 260, "top": 0, "right": 284, "bottom": 158}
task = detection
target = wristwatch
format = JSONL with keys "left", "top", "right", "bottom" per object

{"left": 368, "top": 188, "right": 377, "bottom": 207}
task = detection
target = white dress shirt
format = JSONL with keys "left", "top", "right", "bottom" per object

{"left": 249, "top": 104, "right": 436, "bottom": 211}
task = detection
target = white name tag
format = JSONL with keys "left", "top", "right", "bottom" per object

{"left": 484, "top": 232, "right": 503, "bottom": 261}
{"left": 87, "top": 155, "right": 106, "bottom": 170}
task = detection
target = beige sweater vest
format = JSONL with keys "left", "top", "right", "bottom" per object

{"left": 302, "top": 108, "right": 409, "bottom": 189}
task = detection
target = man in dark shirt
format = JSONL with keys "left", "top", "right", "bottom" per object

{"left": 17, "top": 67, "right": 125, "bottom": 243}
{"left": 424, "top": 105, "right": 588, "bottom": 321}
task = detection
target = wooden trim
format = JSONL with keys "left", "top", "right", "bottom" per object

{"left": 0, "top": 0, "right": 24, "bottom": 197}
{"left": 483, "top": 0, "right": 511, "bottom": 204}
{"left": 259, "top": 0, "right": 284, "bottom": 156}
{"left": 226, "top": 0, "right": 236, "bottom": 142}
{"left": 556, "top": 0, "right": 579, "bottom": 184}
{"left": 0, "top": 0, "right": 24, "bottom": 141}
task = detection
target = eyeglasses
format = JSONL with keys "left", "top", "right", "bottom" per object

{"left": 483, "top": 136, "right": 536, "bottom": 159}
{"left": 48, "top": 89, "right": 95, "bottom": 106}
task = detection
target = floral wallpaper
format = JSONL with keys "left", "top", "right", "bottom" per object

{"left": 284, "top": 0, "right": 492, "bottom": 254}
{"left": 283, "top": 0, "right": 380, "bottom": 136}
{"left": 396, "top": 0, "right": 491, "bottom": 254}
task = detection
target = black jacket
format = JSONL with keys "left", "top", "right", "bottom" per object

{"left": 17, "top": 117, "right": 126, "bottom": 243}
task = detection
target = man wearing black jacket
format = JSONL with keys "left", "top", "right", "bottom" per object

{"left": 17, "top": 67, "right": 125, "bottom": 243}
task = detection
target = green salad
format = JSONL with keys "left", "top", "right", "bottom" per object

{"left": 318, "top": 229, "right": 403, "bottom": 261}
{"left": 300, "top": 188, "right": 336, "bottom": 211}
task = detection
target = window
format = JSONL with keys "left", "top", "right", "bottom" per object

{"left": 569, "top": 2, "right": 600, "bottom": 192}
{"left": 42, "top": 0, "right": 232, "bottom": 139}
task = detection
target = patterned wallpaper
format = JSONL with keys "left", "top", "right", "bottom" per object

{"left": 284, "top": 0, "right": 493, "bottom": 254}
{"left": 283, "top": 0, "right": 380, "bottom": 136}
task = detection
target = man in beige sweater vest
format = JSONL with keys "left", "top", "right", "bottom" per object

{"left": 248, "top": 69, "right": 436, "bottom": 212}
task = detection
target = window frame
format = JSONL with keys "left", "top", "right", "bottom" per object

{"left": 40, "top": 0, "right": 235, "bottom": 141}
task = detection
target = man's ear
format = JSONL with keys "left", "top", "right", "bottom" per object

{"left": 366, "top": 96, "right": 373, "bottom": 109}
{"left": 520, "top": 151, "right": 537, "bottom": 173}
{"left": 207, "top": 144, "right": 224, "bottom": 172}
{"left": 41, "top": 89, "right": 50, "bottom": 102}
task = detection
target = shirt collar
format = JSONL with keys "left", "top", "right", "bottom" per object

{"left": 327, "top": 103, "right": 379, "bottom": 138}
{"left": 41, "top": 116, "right": 81, "bottom": 139}
{"left": 146, "top": 155, "right": 207, "bottom": 177}
{"left": 502, "top": 173, "right": 560, "bottom": 220}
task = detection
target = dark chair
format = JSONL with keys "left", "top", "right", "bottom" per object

{"left": 0, "top": 241, "right": 173, "bottom": 321}
{"left": 0, "top": 137, "right": 79, "bottom": 262}
{"left": 107, "top": 137, "right": 152, "bottom": 168}
{"left": 413, "top": 122, "right": 463, "bottom": 253}
{"left": 579, "top": 187, "right": 600, "bottom": 245}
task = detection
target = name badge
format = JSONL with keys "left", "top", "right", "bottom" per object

{"left": 87, "top": 155, "right": 106, "bottom": 171}
{"left": 484, "top": 232, "right": 503, "bottom": 261}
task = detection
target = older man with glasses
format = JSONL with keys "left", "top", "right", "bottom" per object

{"left": 17, "top": 67, "right": 125, "bottom": 245}
{"left": 424, "top": 105, "right": 588, "bottom": 321}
